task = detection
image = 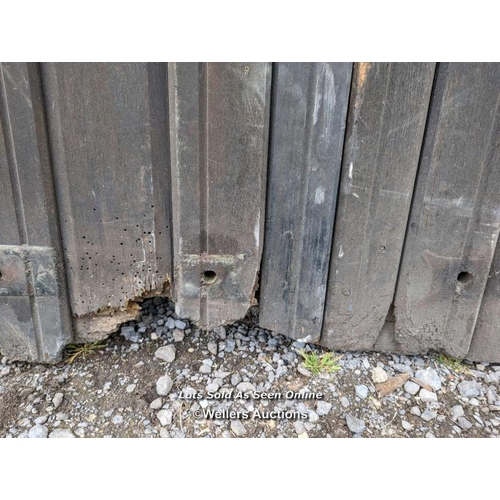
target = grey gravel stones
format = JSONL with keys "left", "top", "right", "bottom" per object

{"left": 156, "top": 375, "right": 173, "bottom": 396}
{"left": 175, "top": 320, "right": 187, "bottom": 330}
{"left": 316, "top": 401, "right": 332, "bottom": 416}
{"left": 231, "top": 420, "right": 246, "bottom": 436}
{"left": 150, "top": 398, "right": 163, "bottom": 410}
{"left": 154, "top": 345, "right": 176, "bottom": 363}
{"left": 419, "top": 389, "right": 438, "bottom": 403}
{"left": 199, "top": 363, "right": 211, "bottom": 374}
{"left": 173, "top": 330, "right": 184, "bottom": 342}
{"left": 308, "top": 410, "right": 320, "bottom": 423}
{"left": 165, "top": 317, "right": 176, "bottom": 330}
{"left": 421, "top": 409, "right": 437, "bottom": 422}
{"left": 410, "top": 406, "right": 421, "bottom": 416}
{"left": 457, "top": 380, "right": 481, "bottom": 398}
{"left": 457, "top": 417, "right": 473, "bottom": 430}
{"left": 404, "top": 381, "right": 420, "bottom": 396}
{"left": 355, "top": 385, "right": 369, "bottom": 400}
{"left": 414, "top": 368, "right": 442, "bottom": 391}
{"left": 236, "top": 382, "right": 256, "bottom": 393}
{"left": 28, "top": 424, "right": 48, "bottom": 438}
{"left": 1, "top": 295, "right": 499, "bottom": 439}
{"left": 120, "top": 325, "right": 138, "bottom": 342}
{"left": 52, "top": 393, "right": 64, "bottom": 409}
{"left": 297, "top": 365, "right": 312, "bottom": 377}
{"left": 345, "top": 414, "right": 366, "bottom": 434}
{"left": 49, "top": 428, "right": 75, "bottom": 438}
{"left": 157, "top": 409, "right": 173, "bottom": 426}
{"left": 207, "top": 341, "right": 218, "bottom": 355}
{"left": 401, "top": 420, "right": 413, "bottom": 431}
{"left": 372, "top": 367, "right": 388, "bottom": 383}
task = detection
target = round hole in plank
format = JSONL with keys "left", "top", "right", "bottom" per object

{"left": 202, "top": 270, "right": 217, "bottom": 284}
{"left": 457, "top": 271, "right": 473, "bottom": 285}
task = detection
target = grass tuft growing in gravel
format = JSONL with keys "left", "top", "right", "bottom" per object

{"left": 66, "top": 340, "right": 108, "bottom": 364}
{"left": 296, "top": 350, "right": 343, "bottom": 375}
{"left": 437, "top": 354, "right": 472, "bottom": 375}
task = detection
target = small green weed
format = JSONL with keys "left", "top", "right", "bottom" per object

{"left": 296, "top": 349, "right": 342, "bottom": 375}
{"left": 66, "top": 340, "right": 107, "bottom": 364}
{"left": 437, "top": 354, "right": 472, "bottom": 375}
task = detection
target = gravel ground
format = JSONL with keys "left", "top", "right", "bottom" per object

{"left": 1, "top": 297, "right": 499, "bottom": 438}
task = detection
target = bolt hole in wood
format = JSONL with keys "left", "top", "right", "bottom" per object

{"left": 457, "top": 271, "right": 473, "bottom": 285}
{"left": 202, "top": 270, "right": 217, "bottom": 284}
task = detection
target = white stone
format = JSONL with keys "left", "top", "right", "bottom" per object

{"left": 372, "top": 367, "right": 388, "bottom": 384}
{"left": 28, "top": 424, "right": 48, "bottom": 438}
{"left": 157, "top": 409, "right": 173, "bottom": 426}
{"left": 52, "top": 393, "right": 64, "bottom": 409}
{"left": 154, "top": 345, "right": 176, "bottom": 363}
{"left": 49, "top": 428, "right": 76, "bottom": 438}
{"left": 419, "top": 389, "right": 438, "bottom": 403}
{"left": 156, "top": 375, "right": 173, "bottom": 396}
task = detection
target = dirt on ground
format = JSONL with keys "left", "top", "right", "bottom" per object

{"left": 1, "top": 299, "right": 499, "bottom": 438}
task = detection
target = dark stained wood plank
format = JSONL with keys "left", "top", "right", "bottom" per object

{"left": 169, "top": 63, "right": 271, "bottom": 328}
{"left": 42, "top": 63, "right": 172, "bottom": 340}
{"left": 321, "top": 63, "right": 435, "bottom": 350}
{"left": 394, "top": 63, "right": 500, "bottom": 358}
{"left": 0, "top": 63, "right": 72, "bottom": 362}
{"left": 467, "top": 237, "right": 500, "bottom": 362}
{"left": 259, "top": 62, "right": 352, "bottom": 341}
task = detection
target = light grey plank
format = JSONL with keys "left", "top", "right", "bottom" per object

{"left": 467, "top": 237, "right": 500, "bottom": 362}
{"left": 169, "top": 63, "right": 271, "bottom": 328}
{"left": 321, "top": 63, "right": 435, "bottom": 350}
{"left": 394, "top": 63, "right": 500, "bottom": 358}
{"left": 0, "top": 63, "right": 72, "bottom": 361}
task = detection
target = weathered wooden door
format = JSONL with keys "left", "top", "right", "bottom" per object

{"left": 1, "top": 62, "right": 499, "bottom": 363}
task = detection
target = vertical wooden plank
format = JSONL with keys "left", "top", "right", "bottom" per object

{"left": 169, "top": 63, "right": 271, "bottom": 328}
{"left": 0, "top": 62, "right": 72, "bottom": 362}
{"left": 42, "top": 63, "right": 172, "bottom": 341}
{"left": 259, "top": 62, "right": 352, "bottom": 341}
{"left": 0, "top": 121, "right": 20, "bottom": 244}
{"left": 394, "top": 63, "right": 500, "bottom": 358}
{"left": 467, "top": 239, "right": 500, "bottom": 362}
{"left": 321, "top": 63, "right": 435, "bottom": 350}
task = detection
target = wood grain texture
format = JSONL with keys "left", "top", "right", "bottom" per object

{"left": 169, "top": 63, "right": 271, "bottom": 328}
{"left": 259, "top": 62, "right": 352, "bottom": 341}
{"left": 467, "top": 238, "right": 500, "bottom": 362}
{"left": 394, "top": 63, "right": 500, "bottom": 358}
{"left": 0, "top": 63, "right": 72, "bottom": 362}
{"left": 321, "top": 63, "right": 435, "bottom": 350}
{"left": 42, "top": 63, "right": 172, "bottom": 335}
{"left": 0, "top": 113, "right": 20, "bottom": 244}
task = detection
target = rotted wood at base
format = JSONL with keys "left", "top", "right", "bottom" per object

{"left": 42, "top": 63, "right": 173, "bottom": 318}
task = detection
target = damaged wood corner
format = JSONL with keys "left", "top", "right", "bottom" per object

{"left": 73, "top": 275, "right": 171, "bottom": 343}
{"left": 249, "top": 269, "right": 260, "bottom": 307}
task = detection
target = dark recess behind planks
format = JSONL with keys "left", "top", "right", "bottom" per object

{"left": 0, "top": 62, "right": 499, "bottom": 363}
